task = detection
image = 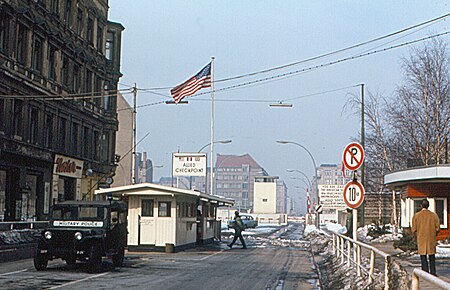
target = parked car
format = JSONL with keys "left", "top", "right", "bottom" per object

{"left": 228, "top": 214, "right": 258, "bottom": 229}
{"left": 34, "top": 200, "right": 127, "bottom": 273}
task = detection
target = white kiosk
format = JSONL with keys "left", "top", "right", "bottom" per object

{"left": 95, "top": 183, "right": 233, "bottom": 252}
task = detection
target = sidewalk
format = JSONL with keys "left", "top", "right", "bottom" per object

{"left": 371, "top": 242, "right": 450, "bottom": 289}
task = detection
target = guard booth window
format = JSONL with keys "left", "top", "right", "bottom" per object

{"left": 141, "top": 199, "right": 154, "bottom": 217}
{"left": 158, "top": 202, "right": 171, "bottom": 217}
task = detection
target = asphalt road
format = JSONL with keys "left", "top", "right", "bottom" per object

{"left": 0, "top": 223, "right": 319, "bottom": 290}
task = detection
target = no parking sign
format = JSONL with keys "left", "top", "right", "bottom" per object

{"left": 343, "top": 142, "right": 365, "bottom": 171}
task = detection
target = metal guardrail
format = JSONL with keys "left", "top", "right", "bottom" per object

{"left": 332, "top": 232, "right": 391, "bottom": 290}
{"left": 411, "top": 269, "right": 450, "bottom": 290}
{"left": 0, "top": 221, "right": 49, "bottom": 231}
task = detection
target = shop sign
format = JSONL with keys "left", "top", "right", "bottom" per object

{"left": 53, "top": 154, "right": 84, "bottom": 178}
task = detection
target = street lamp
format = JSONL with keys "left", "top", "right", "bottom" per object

{"left": 277, "top": 140, "right": 319, "bottom": 225}
{"left": 287, "top": 169, "right": 312, "bottom": 189}
{"left": 197, "top": 140, "right": 232, "bottom": 153}
{"left": 195, "top": 140, "right": 232, "bottom": 193}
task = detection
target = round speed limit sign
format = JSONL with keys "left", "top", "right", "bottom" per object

{"left": 343, "top": 180, "right": 365, "bottom": 209}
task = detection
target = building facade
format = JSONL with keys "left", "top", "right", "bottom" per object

{"left": 215, "top": 154, "right": 268, "bottom": 212}
{"left": 135, "top": 152, "right": 154, "bottom": 184}
{"left": 276, "top": 180, "right": 287, "bottom": 214}
{"left": 0, "top": 0, "right": 123, "bottom": 221}
{"left": 253, "top": 176, "right": 278, "bottom": 214}
{"left": 112, "top": 93, "right": 132, "bottom": 187}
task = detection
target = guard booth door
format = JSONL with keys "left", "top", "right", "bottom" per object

{"left": 139, "top": 199, "right": 156, "bottom": 245}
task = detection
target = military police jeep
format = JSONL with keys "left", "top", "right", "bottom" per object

{"left": 34, "top": 200, "right": 127, "bottom": 272}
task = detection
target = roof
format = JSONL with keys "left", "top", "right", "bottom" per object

{"left": 95, "top": 182, "right": 234, "bottom": 206}
{"left": 384, "top": 165, "right": 450, "bottom": 186}
{"left": 216, "top": 154, "right": 262, "bottom": 168}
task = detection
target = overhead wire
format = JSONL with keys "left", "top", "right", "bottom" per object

{"left": 134, "top": 13, "right": 450, "bottom": 92}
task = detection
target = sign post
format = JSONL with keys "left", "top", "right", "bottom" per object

{"left": 342, "top": 142, "right": 365, "bottom": 241}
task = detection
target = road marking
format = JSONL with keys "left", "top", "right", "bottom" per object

{"left": 0, "top": 269, "right": 28, "bottom": 276}
{"left": 48, "top": 272, "right": 108, "bottom": 289}
{"left": 197, "top": 250, "right": 223, "bottom": 261}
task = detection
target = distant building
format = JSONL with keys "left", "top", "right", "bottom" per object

{"left": 276, "top": 180, "right": 288, "bottom": 214}
{"left": 253, "top": 176, "right": 278, "bottom": 214}
{"left": 135, "top": 152, "right": 154, "bottom": 183}
{"left": 113, "top": 93, "right": 132, "bottom": 187}
{"left": 214, "top": 154, "right": 268, "bottom": 212}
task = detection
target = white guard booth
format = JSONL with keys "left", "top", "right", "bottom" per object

{"left": 95, "top": 183, "right": 233, "bottom": 252}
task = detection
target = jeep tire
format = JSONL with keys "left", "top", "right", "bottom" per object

{"left": 112, "top": 247, "right": 125, "bottom": 267}
{"left": 34, "top": 251, "right": 48, "bottom": 271}
{"left": 88, "top": 245, "right": 102, "bottom": 273}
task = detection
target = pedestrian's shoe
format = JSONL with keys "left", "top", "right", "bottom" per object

{"left": 242, "top": 246, "right": 247, "bottom": 249}
{"left": 227, "top": 244, "right": 232, "bottom": 249}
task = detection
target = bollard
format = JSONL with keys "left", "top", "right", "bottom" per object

{"left": 165, "top": 243, "right": 174, "bottom": 253}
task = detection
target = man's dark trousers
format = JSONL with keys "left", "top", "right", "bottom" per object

{"left": 229, "top": 232, "right": 246, "bottom": 248}
{"left": 420, "top": 254, "right": 436, "bottom": 275}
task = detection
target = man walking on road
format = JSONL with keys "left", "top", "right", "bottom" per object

{"left": 228, "top": 211, "right": 247, "bottom": 249}
{"left": 412, "top": 199, "right": 440, "bottom": 276}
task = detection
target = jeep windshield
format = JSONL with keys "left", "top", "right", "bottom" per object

{"left": 51, "top": 205, "right": 106, "bottom": 221}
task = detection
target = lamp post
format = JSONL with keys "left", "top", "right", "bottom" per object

{"left": 195, "top": 140, "right": 232, "bottom": 192}
{"left": 290, "top": 171, "right": 313, "bottom": 224}
{"left": 277, "top": 140, "right": 319, "bottom": 226}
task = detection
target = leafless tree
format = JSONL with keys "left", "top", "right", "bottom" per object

{"left": 388, "top": 38, "right": 450, "bottom": 165}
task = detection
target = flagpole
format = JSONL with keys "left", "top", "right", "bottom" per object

{"left": 210, "top": 57, "right": 215, "bottom": 195}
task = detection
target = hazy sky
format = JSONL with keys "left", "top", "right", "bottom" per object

{"left": 108, "top": 1, "right": 449, "bottom": 211}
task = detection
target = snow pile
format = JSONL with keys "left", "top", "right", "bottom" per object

{"left": 303, "top": 224, "right": 328, "bottom": 238}
{"left": 325, "top": 223, "right": 346, "bottom": 234}
{"left": 0, "top": 229, "right": 39, "bottom": 245}
{"left": 357, "top": 224, "right": 402, "bottom": 243}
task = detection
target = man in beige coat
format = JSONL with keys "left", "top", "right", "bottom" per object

{"left": 412, "top": 199, "right": 440, "bottom": 276}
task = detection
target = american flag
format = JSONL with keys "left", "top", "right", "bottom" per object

{"left": 171, "top": 63, "right": 211, "bottom": 103}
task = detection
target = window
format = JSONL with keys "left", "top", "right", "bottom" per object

{"left": 413, "top": 199, "right": 422, "bottom": 214}
{"left": 48, "top": 45, "right": 57, "bottom": 80}
{"left": 32, "top": 36, "right": 43, "bottom": 72}
{"left": 17, "top": 24, "right": 28, "bottom": 64}
{"left": 85, "top": 70, "right": 93, "bottom": 93}
{"left": 13, "top": 100, "right": 23, "bottom": 137}
{"left": 87, "top": 17, "right": 94, "bottom": 45}
{"left": 0, "top": 99, "right": 4, "bottom": 132}
{"left": 61, "top": 55, "right": 69, "bottom": 86}
{"left": 50, "top": 0, "right": 59, "bottom": 15}
{"left": 44, "top": 113, "right": 54, "bottom": 148}
{"left": 0, "top": 13, "right": 9, "bottom": 53}
{"left": 141, "top": 199, "right": 154, "bottom": 217}
{"left": 76, "top": 8, "right": 83, "bottom": 35}
{"left": 94, "top": 77, "right": 102, "bottom": 107}
{"left": 29, "top": 107, "right": 39, "bottom": 144}
{"left": 72, "top": 123, "right": 79, "bottom": 155}
{"left": 434, "top": 198, "right": 447, "bottom": 228}
{"left": 59, "top": 118, "right": 67, "bottom": 151}
{"left": 97, "top": 25, "right": 103, "bottom": 51}
{"left": 83, "top": 127, "right": 91, "bottom": 158}
{"left": 262, "top": 199, "right": 268, "bottom": 202}
{"left": 72, "top": 64, "right": 80, "bottom": 92}
{"left": 93, "top": 130, "right": 99, "bottom": 160}
{"left": 105, "top": 31, "right": 114, "bottom": 60}
{"left": 64, "top": 0, "right": 72, "bottom": 25}
{"left": 158, "top": 202, "right": 171, "bottom": 217}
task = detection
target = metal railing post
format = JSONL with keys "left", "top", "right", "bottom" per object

{"left": 357, "top": 245, "right": 361, "bottom": 276}
{"left": 384, "top": 255, "right": 391, "bottom": 290}
{"left": 369, "top": 250, "right": 375, "bottom": 283}
{"left": 347, "top": 240, "right": 351, "bottom": 266}
{"left": 333, "top": 234, "right": 336, "bottom": 255}
{"left": 336, "top": 235, "right": 340, "bottom": 258}
{"left": 340, "top": 237, "right": 345, "bottom": 264}
{"left": 411, "top": 271, "right": 419, "bottom": 290}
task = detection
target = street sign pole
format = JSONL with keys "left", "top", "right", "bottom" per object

{"left": 342, "top": 142, "right": 365, "bottom": 241}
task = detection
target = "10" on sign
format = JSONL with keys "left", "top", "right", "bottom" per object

{"left": 343, "top": 180, "right": 365, "bottom": 209}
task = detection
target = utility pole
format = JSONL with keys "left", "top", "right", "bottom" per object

{"left": 360, "top": 83, "right": 365, "bottom": 226}
{"left": 132, "top": 83, "right": 137, "bottom": 185}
